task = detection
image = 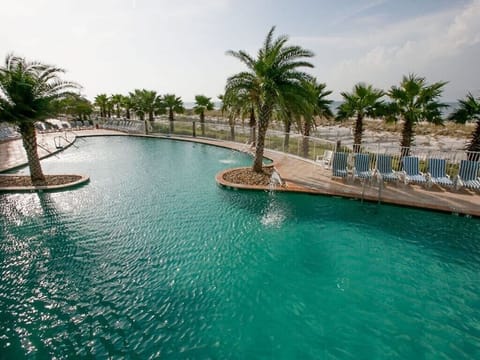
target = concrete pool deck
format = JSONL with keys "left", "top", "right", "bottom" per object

{"left": 1, "top": 129, "right": 479, "bottom": 217}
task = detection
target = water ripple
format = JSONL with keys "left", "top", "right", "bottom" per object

{"left": 1, "top": 137, "right": 480, "bottom": 358}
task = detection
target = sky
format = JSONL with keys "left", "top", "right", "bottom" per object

{"left": 1, "top": 0, "right": 479, "bottom": 102}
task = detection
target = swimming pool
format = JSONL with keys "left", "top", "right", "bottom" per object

{"left": 1, "top": 136, "right": 479, "bottom": 358}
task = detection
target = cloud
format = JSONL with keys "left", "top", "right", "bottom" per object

{"left": 319, "top": 0, "right": 480, "bottom": 98}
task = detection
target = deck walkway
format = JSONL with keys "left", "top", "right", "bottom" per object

{"left": 1, "top": 129, "right": 479, "bottom": 217}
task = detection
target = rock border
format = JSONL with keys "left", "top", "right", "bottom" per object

{"left": 0, "top": 174, "right": 90, "bottom": 193}
{"left": 216, "top": 166, "right": 291, "bottom": 192}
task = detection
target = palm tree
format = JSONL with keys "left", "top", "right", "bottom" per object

{"left": 55, "top": 93, "right": 93, "bottom": 121}
{"left": 388, "top": 74, "right": 447, "bottom": 154}
{"left": 220, "top": 91, "right": 250, "bottom": 141}
{"left": 0, "top": 54, "right": 79, "bottom": 185}
{"left": 162, "top": 94, "right": 185, "bottom": 133}
{"left": 226, "top": 26, "right": 314, "bottom": 172}
{"left": 336, "top": 83, "right": 384, "bottom": 152}
{"left": 130, "top": 89, "right": 162, "bottom": 134}
{"left": 94, "top": 94, "right": 108, "bottom": 118}
{"left": 223, "top": 83, "right": 258, "bottom": 145}
{"left": 301, "top": 80, "right": 334, "bottom": 157}
{"left": 106, "top": 98, "right": 114, "bottom": 118}
{"left": 449, "top": 93, "right": 480, "bottom": 158}
{"left": 122, "top": 94, "right": 133, "bottom": 119}
{"left": 275, "top": 96, "right": 300, "bottom": 152}
{"left": 193, "top": 95, "right": 214, "bottom": 136}
{"left": 110, "top": 94, "right": 123, "bottom": 118}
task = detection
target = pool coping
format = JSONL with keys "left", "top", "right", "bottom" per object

{"left": 0, "top": 174, "right": 90, "bottom": 192}
{"left": 2, "top": 131, "right": 479, "bottom": 217}
{"left": 98, "top": 134, "right": 480, "bottom": 218}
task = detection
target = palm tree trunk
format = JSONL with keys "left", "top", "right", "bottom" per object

{"left": 302, "top": 121, "right": 310, "bottom": 158}
{"left": 249, "top": 107, "right": 256, "bottom": 146}
{"left": 252, "top": 103, "right": 272, "bottom": 172}
{"left": 229, "top": 116, "right": 235, "bottom": 141}
{"left": 169, "top": 108, "right": 174, "bottom": 133}
{"left": 467, "top": 119, "right": 480, "bottom": 159}
{"left": 400, "top": 118, "right": 414, "bottom": 156}
{"left": 126, "top": 108, "right": 130, "bottom": 119}
{"left": 283, "top": 119, "right": 291, "bottom": 151}
{"left": 200, "top": 112, "right": 205, "bottom": 136}
{"left": 19, "top": 122, "right": 46, "bottom": 185}
{"left": 353, "top": 113, "right": 363, "bottom": 153}
{"left": 149, "top": 111, "right": 154, "bottom": 131}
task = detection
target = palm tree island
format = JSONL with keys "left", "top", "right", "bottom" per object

{"left": 0, "top": 54, "right": 80, "bottom": 186}
{"left": 223, "top": 26, "right": 315, "bottom": 183}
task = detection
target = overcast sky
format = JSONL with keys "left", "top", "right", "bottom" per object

{"left": 1, "top": 0, "right": 479, "bottom": 102}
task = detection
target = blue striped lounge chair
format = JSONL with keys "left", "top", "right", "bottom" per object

{"left": 353, "top": 153, "right": 373, "bottom": 182}
{"left": 427, "top": 158, "right": 453, "bottom": 188}
{"left": 331, "top": 152, "right": 349, "bottom": 178}
{"left": 375, "top": 154, "right": 399, "bottom": 183}
{"left": 401, "top": 156, "right": 427, "bottom": 185}
{"left": 455, "top": 160, "right": 480, "bottom": 190}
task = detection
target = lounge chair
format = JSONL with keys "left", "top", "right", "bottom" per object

{"left": 353, "top": 153, "right": 373, "bottom": 182}
{"left": 375, "top": 154, "right": 399, "bottom": 183}
{"left": 401, "top": 156, "right": 427, "bottom": 185}
{"left": 316, "top": 150, "right": 333, "bottom": 169}
{"left": 455, "top": 160, "right": 480, "bottom": 191}
{"left": 331, "top": 152, "right": 349, "bottom": 178}
{"left": 427, "top": 158, "right": 453, "bottom": 188}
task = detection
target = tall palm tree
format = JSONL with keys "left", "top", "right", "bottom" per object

{"left": 94, "top": 93, "right": 108, "bottom": 118}
{"left": 449, "top": 93, "right": 480, "bottom": 158}
{"left": 0, "top": 54, "right": 79, "bottom": 184}
{"left": 388, "top": 74, "right": 447, "bottom": 154}
{"left": 162, "top": 94, "right": 185, "bottom": 133}
{"left": 193, "top": 95, "right": 214, "bottom": 136}
{"left": 336, "top": 83, "right": 384, "bottom": 152}
{"left": 226, "top": 26, "right": 314, "bottom": 172}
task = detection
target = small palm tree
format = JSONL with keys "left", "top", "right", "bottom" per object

{"left": 122, "top": 94, "right": 133, "bottom": 119}
{"left": 56, "top": 94, "right": 93, "bottom": 121}
{"left": 193, "top": 95, "right": 214, "bottom": 136}
{"left": 226, "top": 26, "right": 314, "bottom": 172}
{"left": 449, "top": 93, "right": 480, "bottom": 158}
{"left": 110, "top": 94, "right": 124, "bottom": 118}
{"left": 220, "top": 91, "right": 251, "bottom": 141}
{"left": 130, "top": 89, "right": 162, "bottom": 134}
{"left": 336, "top": 83, "right": 384, "bottom": 152}
{"left": 0, "top": 54, "right": 79, "bottom": 184}
{"left": 223, "top": 84, "right": 258, "bottom": 145}
{"left": 162, "top": 94, "right": 185, "bottom": 133}
{"left": 388, "top": 74, "right": 447, "bottom": 154}
{"left": 301, "top": 80, "right": 334, "bottom": 157}
{"left": 94, "top": 94, "right": 108, "bottom": 118}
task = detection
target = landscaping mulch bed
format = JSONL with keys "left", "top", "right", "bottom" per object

{"left": 0, "top": 175, "right": 82, "bottom": 188}
{"left": 222, "top": 167, "right": 275, "bottom": 186}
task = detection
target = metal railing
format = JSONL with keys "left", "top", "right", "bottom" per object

{"left": 95, "top": 117, "right": 479, "bottom": 179}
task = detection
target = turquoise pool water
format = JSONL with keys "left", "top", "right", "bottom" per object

{"left": 1, "top": 136, "right": 480, "bottom": 358}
